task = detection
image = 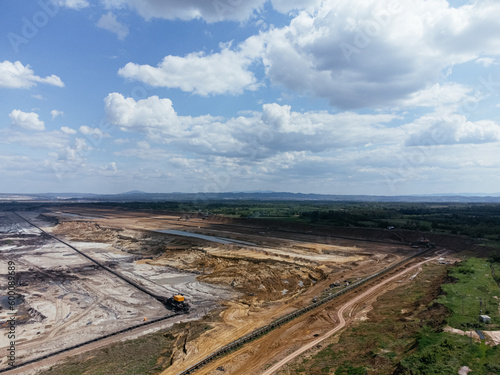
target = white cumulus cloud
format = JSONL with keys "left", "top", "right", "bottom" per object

{"left": 53, "top": 138, "right": 91, "bottom": 168}
{"left": 258, "top": 0, "right": 500, "bottom": 109}
{"left": 405, "top": 114, "right": 500, "bottom": 146}
{"left": 0, "top": 61, "right": 64, "bottom": 89}
{"left": 100, "top": 0, "right": 266, "bottom": 22}
{"left": 61, "top": 126, "right": 77, "bottom": 134}
{"left": 9, "top": 110, "right": 45, "bottom": 131}
{"left": 105, "top": 93, "right": 399, "bottom": 159}
{"left": 104, "top": 93, "right": 180, "bottom": 131}
{"left": 128, "top": 0, "right": 500, "bottom": 108}
{"left": 118, "top": 37, "right": 262, "bottom": 96}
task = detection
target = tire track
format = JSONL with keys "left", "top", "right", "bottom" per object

{"left": 11, "top": 212, "right": 176, "bottom": 309}
{"left": 260, "top": 255, "right": 441, "bottom": 375}
{"left": 175, "top": 249, "right": 438, "bottom": 375}
{"left": 1, "top": 212, "right": 186, "bottom": 374}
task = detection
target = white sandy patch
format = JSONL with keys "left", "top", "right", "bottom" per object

{"left": 483, "top": 331, "right": 500, "bottom": 345}
{"left": 444, "top": 326, "right": 481, "bottom": 340}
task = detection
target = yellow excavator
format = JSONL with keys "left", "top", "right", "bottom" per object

{"left": 165, "top": 294, "right": 190, "bottom": 313}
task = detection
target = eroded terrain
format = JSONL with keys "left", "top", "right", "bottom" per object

{"left": 0, "top": 210, "right": 232, "bottom": 370}
{"left": 0, "top": 206, "right": 421, "bottom": 373}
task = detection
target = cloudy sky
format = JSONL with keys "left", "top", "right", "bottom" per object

{"left": 1, "top": 0, "right": 500, "bottom": 195}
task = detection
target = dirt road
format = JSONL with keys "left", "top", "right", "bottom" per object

{"left": 1, "top": 207, "right": 423, "bottom": 374}
{"left": 260, "top": 255, "right": 441, "bottom": 375}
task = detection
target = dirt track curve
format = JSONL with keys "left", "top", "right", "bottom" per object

{"left": 260, "top": 254, "right": 442, "bottom": 375}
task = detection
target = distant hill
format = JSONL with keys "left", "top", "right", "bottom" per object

{"left": 121, "top": 190, "right": 148, "bottom": 195}
{"left": 2, "top": 191, "right": 500, "bottom": 203}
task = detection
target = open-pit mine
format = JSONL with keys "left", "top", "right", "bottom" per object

{"left": 0, "top": 205, "right": 450, "bottom": 374}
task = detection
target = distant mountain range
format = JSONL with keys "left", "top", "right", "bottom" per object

{"left": 2, "top": 191, "right": 500, "bottom": 203}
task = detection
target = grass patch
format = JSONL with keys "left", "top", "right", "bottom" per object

{"left": 437, "top": 257, "right": 500, "bottom": 330}
{"left": 399, "top": 328, "right": 500, "bottom": 374}
{"left": 490, "top": 262, "right": 500, "bottom": 285}
{"left": 335, "top": 361, "right": 367, "bottom": 374}
{"left": 40, "top": 331, "right": 175, "bottom": 375}
{"left": 397, "top": 257, "right": 500, "bottom": 375}
{"left": 39, "top": 319, "right": 215, "bottom": 375}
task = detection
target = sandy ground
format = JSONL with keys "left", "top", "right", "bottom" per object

{"left": 202, "top": 245, "right": 364, "bottom": 265}
{"left": 1, "top": 206, "right": 420, "bottom": 373}
{"left": 443, "top": 327, "right": 500, "bottom": 345}
{"left": 0, "top": 211, "right": 232, "bottom": 370}
{"left": 260, "top": 255, "right": 442, "bottom": 375}
{"left": 444, "top": 326, "right": 482, "bottom": 341}
{"left": 176, "top": 255, "right": 446, "bottom": 375}
{"left": 484, "top": 331, "right": 500, "bottom": 345}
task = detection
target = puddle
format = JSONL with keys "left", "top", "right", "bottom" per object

{"left": 154, "top": 229, "right": 256, "bottom": 246}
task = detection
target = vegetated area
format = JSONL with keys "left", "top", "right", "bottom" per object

{"left": 437, "top": 258, "right": 500, "bottom": 331}
{"left": 75, "top": 200, "right": 500, "bottom": 245}
{"left": 282, "top": 257, "right": 500, "bottom": 375}
{"left": 400, "top": 257, "right": 500, "bottom": 375}
{"left": 38, "top": 318, "right": 217, "bottom": 375}
{"left": 280, "top": 262, "right": 450, "bottom": 374}
{"left": 1, "top": 200, "right": 500, "bottom": 375}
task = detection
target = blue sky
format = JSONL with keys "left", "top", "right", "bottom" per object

{"left": 1, "top": 0, "right": 500, "bottom": 195}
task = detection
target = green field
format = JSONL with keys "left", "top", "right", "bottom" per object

{"left": 438, "top": 258, "right": 500, "bottom": 330}
{"left": 400, "top": 258, "right": 500, "bottom": 375}
{"left": 400, "top": 329, "right": 500, "bottom": 374}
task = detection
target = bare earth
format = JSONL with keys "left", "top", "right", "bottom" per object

{"left": 261, "top": 255, "right": 443, "bottom": 375}
{"left": 0, "top": 206, "right": 429, "bottom": 373}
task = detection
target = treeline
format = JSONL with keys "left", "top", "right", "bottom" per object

{"left": 15, "top": 200, "right": 500, "bottom": 243}
{"left": 298, "top": 203, "right": 500, "bottom": 239}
